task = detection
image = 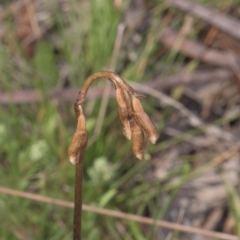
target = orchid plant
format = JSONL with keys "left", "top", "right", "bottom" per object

{"left": 68, "top": 71, "right": 159, "bottom": 240}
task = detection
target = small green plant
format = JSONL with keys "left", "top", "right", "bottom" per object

{"left": 68, "top": 71, "right": 159, "bottom": 240}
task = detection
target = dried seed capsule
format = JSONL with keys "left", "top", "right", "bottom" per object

{"left": 68, "top": 105, "right": 88, "bottom": 165}
{"left": 116, "top": 88, "right": 132, "bottom": 140}
{"left": 130, "top": 117, "right": 144, "bottom": 160}
{"left": 132, "top": 96, "right": 159, "bottom": 144}
{"left": 68, "top": 130, "right": 88, "bottom": 164}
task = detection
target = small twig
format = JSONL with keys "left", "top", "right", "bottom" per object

{"left": 164, "top": 0, "right": 240, "bottom": 40}
{"left": 149, "top": 69, "right": 233, "bottom": 90}
{"left": 160, "top": 27, "right": 240, "bottom": 89}
{"left": 109, "top": 23, "right": 125, "bottom": 71}
{"left": 160, "top": 27, "right": 240, "bottom": 67}
{"left": 164, "top": 207, "right": 185, "bottom": 240}
{"left": 0, "top": 186, "right": 239, "bottom": 240}
{"left": 0, "top": 69, "right": 233, "bottom": 105}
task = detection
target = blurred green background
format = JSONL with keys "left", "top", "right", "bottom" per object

{"left": 1, "top": 0, "right": 240, "bottom": 239}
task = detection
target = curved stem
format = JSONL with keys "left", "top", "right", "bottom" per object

{"left": 76, "top": 71, "right": 145, "bottom": 104}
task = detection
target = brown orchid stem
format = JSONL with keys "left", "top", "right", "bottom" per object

{"left": 73, "top": 153, "right": 84, "bottom": 240}
{"left": 72, "top": 103, "right": 87, "bottom": 240}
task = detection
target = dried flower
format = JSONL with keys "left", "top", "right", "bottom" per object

{"left": 130, "top": 117, "right": 144, "bottom": 160}
{"left": 69, "top": 71, "right": 158, "bottom": 163}
{"left": 116, "top": 88, "right": 132, "bottom": 140}
{"left": 132, "top": 96, "right": 159, "bottom": 144}
{"left": 68, "top": 105, "right": 88, "bottom": 164}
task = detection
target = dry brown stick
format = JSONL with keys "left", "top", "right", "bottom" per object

{"left": 160, "top": 27, "right": 240, "bottom": 88}
{"left": 160, "top": 27, "right": 240, "bottom": 67}
{"left": 0, "top": 88, "right": 112, "bottom": 104}
{"left": 0, "top": 24, "right": 236, "bottom": 106}
{"left": 2, "top": 28, "right": 237, "bottom": 105}
{"left": 0, "top": 69, "right": 233, "bottom": 104}
{"left": 164, "top": 0, "right": 240, "bottom": 40}
{"left": 149, "top": 68, "right": 233, "bottom": 90}
{"left": 0, "top": 186, "right": 239, "bottom": 240}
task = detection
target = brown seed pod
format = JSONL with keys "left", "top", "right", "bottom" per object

{"left": 130, "top": 117, "right": 144, "bottom": 160}
{"left": 68, "top": 105, "right": 88, "bottom": 164}
{"left": 116, "top": 88, "right": 132, "bottom": 140}
{"left": 132, "top": 96, "right": 159, "bottom": 144}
